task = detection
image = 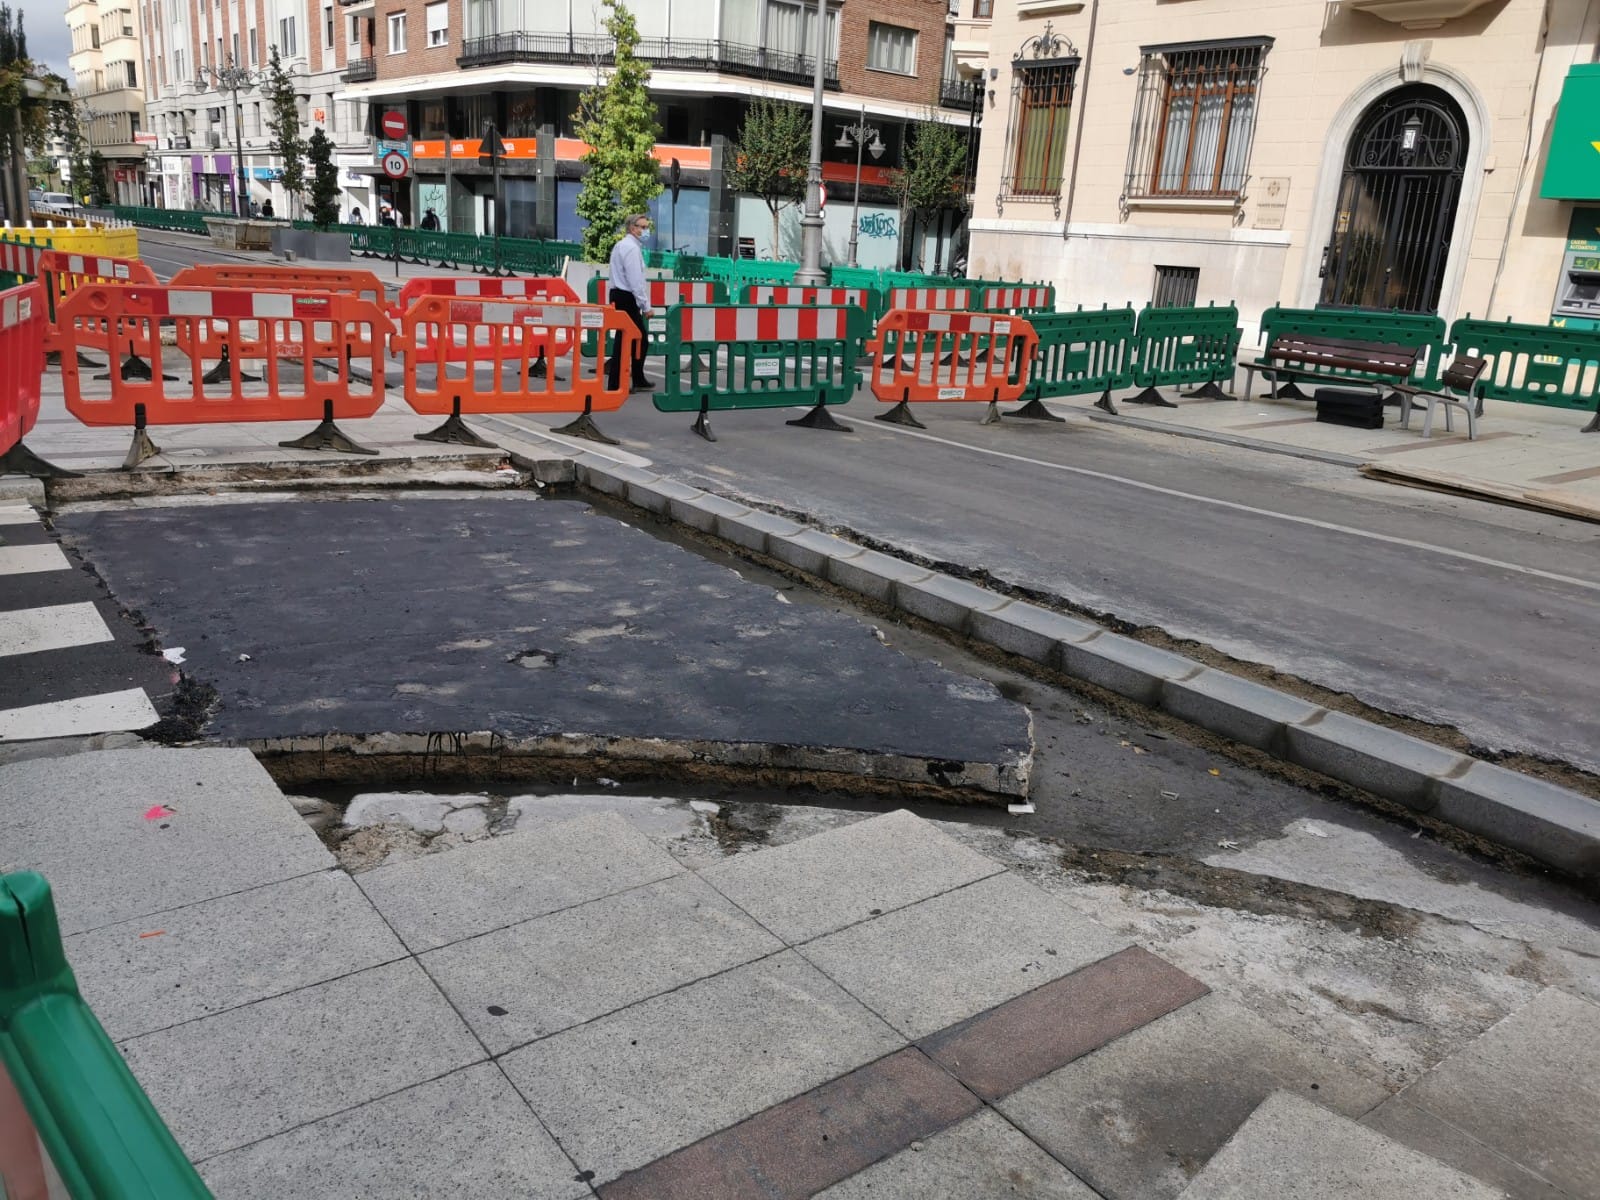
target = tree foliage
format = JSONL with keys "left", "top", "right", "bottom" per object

{"left": 726, "top": 97, "right": 810, "bottom": 257}
{"left": 887, "top": 113, "right": 971, "bottom": 268}
{"left": 2, "top": 3, "right": 71, "bottom": 210}
{"left": 264, "top": 48, "right": 305, "bottom": 216}
{"left": 58, "top": 101, "right": 92, "bottom": 201}
{"left": 574, "top": 0, "right": 663, "bottom": 262}
{"left": 87, "top": 149, "right": 111, "bottom": 204}
{"left": 306, "top": 128, "right": 340, "bottom": 227}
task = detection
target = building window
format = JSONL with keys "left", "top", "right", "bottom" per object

{"left": 231, "top": 32, "right": 238, "bottom": 63}
{"left": 387, "top": 12, "right": 406, "bottom": 54}
{"left": 248, "top": 28, "right": 257, "bottom": 63}
{"left": 1152, "top": 265, "right": 1200, "bottom": 308}
{"left": 998, "top": 36, "right": 1079, "bottom": 211}
{"left": 325, "top": 5, "right": 334, "bottom": 48}
{"left": 124, "top": 60, "right": 137, "bottom": 87}
{"left": 1125, "top": 37, "right": 1270, "bottom": 201}
{"left": 425, "top": 1, "right": 447, "bottom": 48}
{"left": 763, "top": 0, "right": 838, "bottom": 63}
{"left": 278, "top": 16, "right": 297, "bottom": 57}
{"left": 867, "top": 22, "right": 917, "bottom": 75}
{"left": 466, "top": 0, "right": 496, "bottom": 40}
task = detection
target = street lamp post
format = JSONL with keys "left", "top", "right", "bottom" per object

{"left": 834, "top": 105, "right": 883, "bottom": 268}
{"left": 196, "top": 57, "right": 259, "bottom": 218}
{"left": 794, "top": 0, "right": 828, "bottom": 284}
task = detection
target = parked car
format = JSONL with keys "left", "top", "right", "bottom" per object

{"left": 34, "top": 192, "right": 83, "bottom": 216}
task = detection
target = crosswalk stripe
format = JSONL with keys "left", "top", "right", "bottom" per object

{"left": 0, "top": 687, "right": 158, "bottom": 741}
{"left": 0, "top": 602, "right": 115, "bottom": 658}
{"left": 0, "top": 506, "right": 38, "bottom": 525}
{"left": 0, "top": 544, "right": 70, "bottom": 575}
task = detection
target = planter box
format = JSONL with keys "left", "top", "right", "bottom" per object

{"left": 270, "top": 227, "right": 352, "bottom": 262}
{"left": 203, "top": 218, "right": 275, "bottom": 251}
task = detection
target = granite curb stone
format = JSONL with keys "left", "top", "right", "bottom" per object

{"left": 626, "top": 475, "right": 703, "bottom": 515}
{"left": 667, "top": 491, "right": 751, "bottom": 534}
{"left": 766, "top": 528, "right": 867, "bottom": 576}
{"left": 1059, "top": 633, "right": 1203, "bottom": 707}
{"left": 827, "top": 549, "right": 934, "bottom": 604}
{"left": 1283, "top": 709, "right": 1467, "bottom": 813}
{"left": 713, "top": 508, "right": 803, "bottom": 554}
{"left": 893, "top": 573, "right": 1014, "bottom": 634}
{"left": 1160, "top": 669, "right": 1326, "bottom": 753}
{"left": 968, "top": 601, "right": 1101, "bottom": 665}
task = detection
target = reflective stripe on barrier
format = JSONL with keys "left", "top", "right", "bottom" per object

{"left": 393, "top": 296, "right": 635, "bottom": 415}
{"left": 884, "top": 286, "right": 975, "bottom": 312}
{"left": 169, "top": 264, "right": 386, "bottom": 310}
{"left": 0, "top": 284, "right": 45, "bottom": 459}
{"left": 869, "top": 309, "right": 1037, "bottom": 409}
{"left": 979, "top": 285, "right": 1055, "bottom": 313}
{"left": 1450, "top": 317, "right": 1600, "bottom": 414}
{"left": 57, "top": 285, "right": 389, "bottom": 428}
{"left": 1020, "top": 307, "right": 1139, "bottom": 412}
{"left": 38, "top": 251, "right": 158, "bottom": 334}
{"left": 0, "top": 238, "right": 45, "bottom": 280}
{"left": 583, "top": 279, "right": 731, "bottom": 355}
{"left": 1127, "top": 303, "right": 1242, "bottom": 404}
{"left": 739, "top": 284, "right": 881, "bottom": 328}
{"left": 395, "top": 275, "right": 579, "bottom": 316}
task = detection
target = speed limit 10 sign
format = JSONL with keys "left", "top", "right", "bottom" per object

{"left": 382, "top": 150, "right": 409, "bottom": 180}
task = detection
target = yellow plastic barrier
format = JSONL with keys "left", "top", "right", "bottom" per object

{"left": 0, "top": 225, "right": 140, "bottom": 259}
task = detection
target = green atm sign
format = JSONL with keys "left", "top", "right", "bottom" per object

{"left": 1541, "top": 65, "right": 1600, "bottom": 200}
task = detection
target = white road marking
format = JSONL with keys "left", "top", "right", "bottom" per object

{"left": 0, "top": 544, "right": 71, "bottom": 576}
{"left": 0, "top": 687, "right": 158, "bottom": 741}
{"left": 0, "top": 505, "right": 38, "bottom": 525}
{"left": 861, "top": 419, "right": 1600, "bottom": 595}
{"left": 0, "top": 602, "right": 114, "bottom": 658}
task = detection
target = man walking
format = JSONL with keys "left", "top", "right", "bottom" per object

{"left": 606, "top": 213, "right": 654, "bottom": 392}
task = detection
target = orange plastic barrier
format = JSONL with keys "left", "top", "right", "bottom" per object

{"left": 392, "top": 295, "right": 638, "bottom": 445}
{"left": 394, "top": 275, "right": 578, "bottom": 316}
{"left": 0, "top": 283, "right": 46, "bottom": 468}
{"left": 168, "top": 264, "right": 387, "bottom": 310}
{"left": 56, "top": 284, "right": 391, "bottom": 466}
{"left": 38, "top": 251, "right": 159, "bottom": 371}
{"left": 868, "top": 309, "right": 1038, "bottom": 428}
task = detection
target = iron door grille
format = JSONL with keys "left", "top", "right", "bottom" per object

{"left": 1152, "top": 265, "right": 1200, "bottom": 308}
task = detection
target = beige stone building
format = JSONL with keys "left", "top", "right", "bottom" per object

{"left": 959, "top": 0, "right": 1600, "bottom": 333}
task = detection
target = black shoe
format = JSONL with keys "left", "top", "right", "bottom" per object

{"left": 631, "top": 378, "right": 656, "bottom": 392}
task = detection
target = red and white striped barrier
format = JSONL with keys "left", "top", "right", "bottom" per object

{"left": 679, "top": 304, "right": 853, "bottom": 342}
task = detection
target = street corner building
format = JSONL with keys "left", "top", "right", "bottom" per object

{"left": 960, "top": 0, "right": 1600, "bottom": 338}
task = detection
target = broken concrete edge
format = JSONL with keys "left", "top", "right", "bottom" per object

{"left": 562, "top": 451, "right": 1600, "bottom": 883}
{"left": 238, "top": 729, "right": 1032, "bottom": 805}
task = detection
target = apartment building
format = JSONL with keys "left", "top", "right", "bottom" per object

{"left": 67, "top": 0, "right": 151, "bottom": 203}
{"left": 964, "top": 0, "right": 1600, "bottom": 332}
{"left": 330, "top": 0, "right": 980, "bottom": 265}
{"left": 135, "top": 0, "right": 373, "bottom": 214}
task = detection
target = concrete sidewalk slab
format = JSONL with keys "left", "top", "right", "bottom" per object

{"left": 697, "top": 809, "right": 1005, "bottom": 944}
{"left": 499, "top": 950, "right": 903, "bottom": 1185}
{"left": 64, "top": 869, "right": 405, "bottom": 1040}
{"left": 120, "top": 957, "right": 484, "bottom": 1161}
{"left": 1362, "top": 1099, "right": 1564, "bottom": 1200}
{"left": 800, "top": 872, "right": 1131, "bottom": 1039}
{"left": 356, "top": 811, "right": 683, "bottom": 952}
{"left": 197, "top": 1063, "right": 588, "bottom": 1200}
{"left": 420, "top": 871, "right": 783, "bottom": 1054}
{"left": 1178, "top": 1092, "right": 1503, "bottom": 1199}
{"left": 997, "top": 993, "right": 1389, "bottom": 1199}
{"left": 0, "top": 746, "right": 333, "bottom": 935}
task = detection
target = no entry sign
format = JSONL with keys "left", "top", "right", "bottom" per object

{"left": 381, "top": 110, "right": 408, "bottom": 141}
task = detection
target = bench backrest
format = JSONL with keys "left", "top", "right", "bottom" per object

{"left": 1268, "top": 333, "right": 1419, "bottom": 377}
{"left": 1440, "top": 354, "right": 1487, "bottom": 393}
{"left": 1259, "top": 306, "right": 1448, "bottom": 383}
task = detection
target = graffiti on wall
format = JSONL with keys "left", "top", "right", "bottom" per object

{"left": 858, "top": 212, "right": 897, "bottom": 239}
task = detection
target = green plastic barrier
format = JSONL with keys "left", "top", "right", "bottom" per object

{"left": 737, "top": 282, "right": 883, "bottom": 332}
{"left": 1450, "top": 316, "right": 1600, "bottom": 421}
{"left": 654, "top": 303, "right": 869, "bottom": 439}
{"left": 1127, "top": 303, "right": 1243, "bottom": 405}
{"left": 1247, "top": 306, "right": 1449, "bottom": 395}
{"left": 582, "top": 277, "right": 731, "bottom": 356}
{"left": 828, "top": 264, "right": 881, "bottom": 289}
{"left": 0, "top": 873, "right": 211, "bottom": 1199}
{"left": 1020, "top": 306, "right": 1139, "bottom": 413}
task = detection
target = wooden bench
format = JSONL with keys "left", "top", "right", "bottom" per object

{"left": 1391, "top": 354, "right": 1488, "bottom": 440}
{"left": 1242, "top": 334, "right": 1422, "bottom": 402}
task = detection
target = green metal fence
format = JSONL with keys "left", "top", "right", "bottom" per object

{"left": 1020, "top": 306, "right": 1139, "bottom": 412}
{"left": 1127, "top": 303, "right": 1243, "bottom": 404}
{"left": 108, "top": 205, "right": 210, "bottom": 235}
{"left": 1, "top": 872, "right": 211, "bottom": 1199}
{"left": 1450, "top": 316, "right": 1600, "bottom": 416}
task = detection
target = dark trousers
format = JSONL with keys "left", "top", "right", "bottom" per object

{"left": 606, "top": 289, "right": 651, "bottom": 387}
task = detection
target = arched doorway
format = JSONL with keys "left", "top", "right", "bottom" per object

{"left": 1319, "top": 85, "right": 1467, "bottom": 313}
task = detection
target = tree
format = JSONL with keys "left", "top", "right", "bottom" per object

{"left": 573, "top": 0, "right": 662, "bottom": 263}
{"left": 726, "top": 97, "right": 809, "bottom": 259}
{"left": 887, "top": 113, "right": 971, "bottom": 270}
{"left": 87, "top": 148, "right": 111, "bottom": 205}
{"left": 57, "top": 101, "right": 92, "bottom": 203}
{"left": 264, "top": 48, "right": 305, "bottom": 217}
{"left": 1, "top": 4, "right": 71, "bottom": 219}
{"left": 306, "top": 128, "right": 339, "bottom": 227}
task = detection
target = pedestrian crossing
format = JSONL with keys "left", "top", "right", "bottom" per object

{"left": 0, "top": 501, "right": 163, "bottom": 742}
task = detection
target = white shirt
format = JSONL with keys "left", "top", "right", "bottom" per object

{"left": 608, "top": 231, "right": 651, "bottom": 314}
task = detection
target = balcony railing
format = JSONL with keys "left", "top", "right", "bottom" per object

{"left": 342, "top": 56, "right": 376, "bottom": 82}
{"left": 457, "top": 33, "right": 839, "bottom": 89}
{"left": 939, "top": 75, "right": 981, "bottom": 111}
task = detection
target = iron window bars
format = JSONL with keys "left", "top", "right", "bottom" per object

{"left": 997, "top": 23, "right": 1079, "bottom": 216}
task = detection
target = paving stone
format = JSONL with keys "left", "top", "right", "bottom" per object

{"left": 802, "top": 872, "right": 1130, "bottom": 1039}
{"left": 421, "top": 872, "right": 783, "bottom": 1054}
{"left": 1059, "top": 634, "right": 1202, "bottom": 706}
{"left": 356, "top": 811, "right": 682, "bottom": 952}
{"left": 997, "top": 994, "right": 1390, "bottom": 1200}
{"left": 1430, "top": 763, "right": 1600, "bottom": 877}
{"left": 65, "top": 870, "right": 405, "bottom": 1041}
{"left": 969, "top": 602, "right": 1101, "bottom": 666}
{"left": 198, "top": 1062, "right": 588, "bottom": 1200}
{"left": 627, "top": 475, "right": 703, "bottom": 515}
{"left": 1178, "top": 1092, "right": 1502, "bottom": 1199}
{"left": 120, "top": 959, "right": 484, "bottom": 1162}
{"left": 499, "top": 951, "right": 903, "bottom": 1185}
{"left": 343, "top": 790, "right": 455, "bottom": 832}
{"left": 893, "top": 573, "right": 1011, "bottom": 634}
{"left": 714, "top": 508, "right": 804, "bottom": 555}
{"left": 1283, "top": 709, "right": 1467, "bottom": 811}
{"left": 1160, "top": 668, "right": 1325, "bottom": 753}
{"left": 816, "top": 1110, "right": 1102, "bottom": 1200}
{"left": 0, "top": 747, "right": 333, "bottom": 936}
{"left": 1393, "top": 988, "right": 1600, "bottom": 1198}
{"left": 601, "top": 1048, "right": 979, "bottom": 1200}
{"left": 698, "top": 809, "right": 1004, "bottom": 944}
{"left": 1362, "top": 1098, "right": 1563, "bottom": 1200}
{"left": 827, "top": 549, "right": 934, "bottom": 604}
{"left": 766, "top": 528, "right": 867, "bottom": 576}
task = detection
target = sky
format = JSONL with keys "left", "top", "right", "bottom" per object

{"left": 17, "top": 0, "right": 76, "bottom": 82}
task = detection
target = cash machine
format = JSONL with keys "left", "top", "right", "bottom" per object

{"left": 1552, "top": 207, "right": 1600, "bottom": 331}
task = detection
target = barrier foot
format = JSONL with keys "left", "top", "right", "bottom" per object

{"left": 1127, "top": 386, "right": 1178, "bottom": 408}
{"left": 691, "top": 401, "right": 717, "bottom": 443}
{"left": 1183, "top": 380, "right": 1229, "bottom": 401}
{"left": 202, "top": 348, "right": 260, "bottom": 385}
{"left": 1093, "top": 391, "right": 1120, "bottom": 416}
{"left": 528, "top": 353, "right": 547, "bottom": 379}
{"left": 413, "top": 401, "right": 498, "bottom": 449}
{"left": 123, "top": 406, "right": 162, "bottom": 470}
{"left": 1006, "top": 398, "right": 1066, "bottom": 423}
{"left": 281, "top": 401, "right": 380, "bottom": 455}
{"left": 551, "top": 401, "right": 619, "bottom": 446}
{"left": 0, "top": 439, "right": 81, "bottom": 479}
{"left": 981, "top": 400, "right": 1002, "bottom": 425}
{"left": 786, "top": 402, "right": 853, "bottom": 433}
{"left": 875, "top": 400, "right": 926, "bottom": 429}
{"left": 1272, "top": 381, "right": 1310, "bottom": 401}
{"left": 1583, "top": 404, "right": 1600, "bottom": 434}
